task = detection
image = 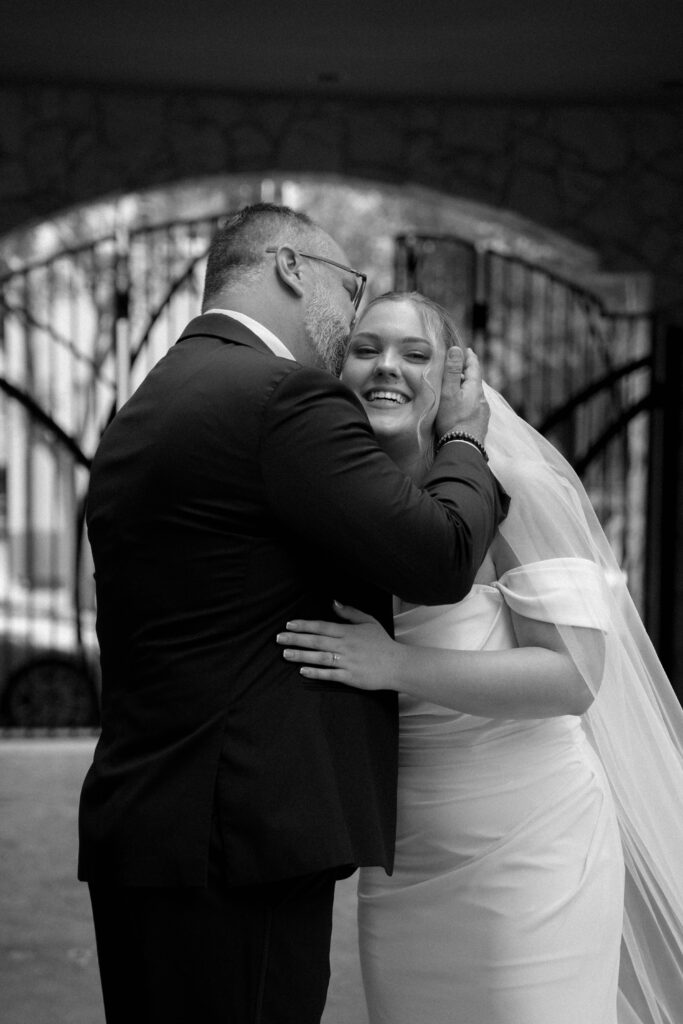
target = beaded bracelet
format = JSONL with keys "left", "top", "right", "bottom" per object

{"left": 435, "top": 429, "right": 489, "bottom": 462}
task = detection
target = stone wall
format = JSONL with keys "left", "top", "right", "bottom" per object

{"left": 1, "top": 85, "right": 682, "bottom": 316}
{"left": 0, "top": 82, "right": 682, "bottom": 685}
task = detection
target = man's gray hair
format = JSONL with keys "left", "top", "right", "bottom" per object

{"left": 202, "top": 202, "right": 321, "bottom": 305}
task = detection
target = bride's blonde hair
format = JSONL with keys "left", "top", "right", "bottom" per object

{"left": 356, "top": 291, "right": 462, "bottom": 355}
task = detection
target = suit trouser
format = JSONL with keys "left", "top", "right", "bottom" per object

{"left": 88, "top": 833, "right": 338, "bottom": 1024}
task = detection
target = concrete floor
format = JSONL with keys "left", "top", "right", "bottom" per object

{"left": 0, "top": 738, "right": 367, "bottom": 1024}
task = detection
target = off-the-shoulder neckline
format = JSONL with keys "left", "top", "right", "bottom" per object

{"left": 473, "top": 557, "right": 603, "bottom": 590}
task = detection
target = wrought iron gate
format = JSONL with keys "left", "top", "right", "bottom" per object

{"left": 0, "top": 215, "right": 222, "bottom": 727}
{"left": 395, "top": 234, "right": 653, "bottom": 611}
{"left": 0, "top": 219, "right": 658, "bottom": 727}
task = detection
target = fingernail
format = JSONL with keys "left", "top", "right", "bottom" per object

{"left": 333, "top": 600, "right": 343, "bottom": 608}
{"left": 283, "top": 649, "right": 293, "bottom": 659}
{"left": 276, "top": 633, "right": 285, "bottom": 643}
{"left": 285, "top": 621, "right": 297, "bottom": 629}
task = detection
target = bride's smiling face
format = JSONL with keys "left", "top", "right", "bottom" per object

{"left": 340, "top": 299, "right": 446, "bottom": 448}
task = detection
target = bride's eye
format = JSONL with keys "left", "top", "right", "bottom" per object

{"left": 351, "top": 345, "right": 378, "bottom": 358}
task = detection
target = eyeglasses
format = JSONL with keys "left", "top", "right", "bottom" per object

{"left": 265, "top": 247, "right": 367, "bottom": 310}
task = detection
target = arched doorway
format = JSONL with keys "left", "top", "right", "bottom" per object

{"left": 0, "top": 174, "right": 655, "bottom": 726}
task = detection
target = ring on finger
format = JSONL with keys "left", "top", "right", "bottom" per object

{"left": 332, "top": 653, "right": 340, "bottom": 664}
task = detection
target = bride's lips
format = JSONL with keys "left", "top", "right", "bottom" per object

{"left": 363, "top": 389, "right": 410, "bottom": 406}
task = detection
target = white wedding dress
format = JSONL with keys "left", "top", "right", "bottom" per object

{"left": 358, "top": 560, "right": 625, "bottom": 1024}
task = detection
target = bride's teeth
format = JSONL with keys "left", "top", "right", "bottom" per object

{"left": 368, "top": 391, "right": 407, "bottom": 404}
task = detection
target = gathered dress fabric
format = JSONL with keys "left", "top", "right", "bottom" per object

{"left": 358, "top": 560, "right": 625, "bottom": 1024}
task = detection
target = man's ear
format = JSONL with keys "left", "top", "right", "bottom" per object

{"left": 273, "top": 245, "right": 305, "bottom": 299}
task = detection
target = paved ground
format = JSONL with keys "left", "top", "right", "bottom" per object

{"left": 0, "top": 738, "right": 368, "bottom": 1024}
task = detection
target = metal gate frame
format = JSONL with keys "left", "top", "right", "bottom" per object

{"left": 0, "top": 219, "right": 675, "bottom": 725}
{"left": 394, "top": 233, "right": 658, "bottom": 633}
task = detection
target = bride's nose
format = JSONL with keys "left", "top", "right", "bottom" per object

{"left": 373, "top": 350, "right": 401, "bottom": 378}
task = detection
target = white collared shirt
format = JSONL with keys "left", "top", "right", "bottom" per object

{"left": 203, "top": 308, "right": 296, "bottom": 361}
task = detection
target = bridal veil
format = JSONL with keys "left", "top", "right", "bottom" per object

{"left": 484, "top": 383, "right": 683, "bottom": 1024}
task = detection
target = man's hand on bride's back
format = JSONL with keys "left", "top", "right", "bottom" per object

{"left": 435, "top": 347, "right": 490, "bottom": 444}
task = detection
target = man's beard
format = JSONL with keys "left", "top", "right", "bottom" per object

{"left": 304, "top": 281, "right": 351, "bottom": 374}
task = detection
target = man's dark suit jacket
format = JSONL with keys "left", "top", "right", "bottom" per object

{"left": 78, "top": 313, "right": 508, "bottom": 888}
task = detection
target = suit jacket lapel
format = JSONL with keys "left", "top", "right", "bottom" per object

{"left": 177, "top": 313, "right": 276, "bottom": 357}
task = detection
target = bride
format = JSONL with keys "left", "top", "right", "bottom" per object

{"left": 277, "top": 292, "right": 683, "bottom": 1023}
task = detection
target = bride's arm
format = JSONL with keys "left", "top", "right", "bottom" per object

{"left": 397, "top": 613, "right": 600, "bottom": 718}
{"left": 277, "top": 602, "right": 602, "bottom": 719}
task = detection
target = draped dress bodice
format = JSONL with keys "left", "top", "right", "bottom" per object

{"left": 395, "top": 581, "right": 586, "bottom": 765}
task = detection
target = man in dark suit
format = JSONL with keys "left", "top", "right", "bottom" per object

{"left": 79, "top": 203, "right": 508, "bottom": 1023}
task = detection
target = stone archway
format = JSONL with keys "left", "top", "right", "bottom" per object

{"left": 1, "top": 83, "right": 681, "bottom": 318}
{"left": 0, "top": 166, "right": 680, "bottom": 712}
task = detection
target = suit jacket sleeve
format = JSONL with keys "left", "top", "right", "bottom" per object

{"left": 259, "top": 365, "right": 509, "bottom": 607}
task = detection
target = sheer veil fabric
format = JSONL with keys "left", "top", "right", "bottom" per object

{"left": 483, "top": 384, "right": 683, "bottom": 1024}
